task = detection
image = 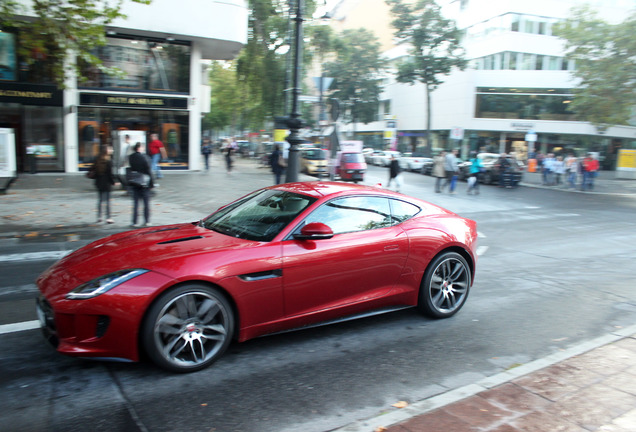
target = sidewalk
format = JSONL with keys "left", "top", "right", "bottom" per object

{"left": 336, "top": 325, "right": 636, "bottom": 432}
{"left": 2, "top": 158, "right": 636, "bottom": 432}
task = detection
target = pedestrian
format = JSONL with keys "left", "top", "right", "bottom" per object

{"left": 224, "top": 140, "right": 234, "bottom": 174}
{"left": 128, "top": 142, "right": 154, "bottom": 227}
{"left": 269, "top": 144, "right": 286, "bottom": 184}
{"left": 565, "top": 152, "right": 577, "bottom": 189}
{"left": 497, "top": 153, "right": 510, "bottom": 187}
{"left": 467, "top": 151, "right": 482, "bottom": 195}
{"left": 433, "top": 150, "right": 446, "bottom": 193}
{"left": 93, "top": 145, "right": 117, "bottom": 224}
{"left": 148, "top": 133, "right": 166, "bottom": 182}
{"left": 443, "top": 149, "right": 459, "bottom": 194}
{"left": 553, "top": 155, "right": 565, "bottom": 186}
{"left": 201, "top": 139, "right": 212, "bottom": 171}
{"left": 386, "top": 154, "right": 402, "bottom": 192}
{"left": 582, "top": 152, "right": 599, "bottom": 191}
{"left": 542, "top": 153, "right": 555, "bottom": 185}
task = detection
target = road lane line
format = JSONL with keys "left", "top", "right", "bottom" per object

{"left": 476, "top": 246, "right": 489, "bottom": 256}
{"left": 0, "top": 250, "right": 71, "bottom": 263}
{"left": 0, "top": 320, "right": 40, "bottom": 335}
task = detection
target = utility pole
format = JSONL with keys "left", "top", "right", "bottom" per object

{"left": 285, "top": 0, "right": 304, "bottom": 183}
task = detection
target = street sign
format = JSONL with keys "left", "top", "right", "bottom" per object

{"left": 450, "top": 127, "right": 464, "bottom": 140}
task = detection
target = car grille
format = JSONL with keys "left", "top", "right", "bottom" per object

{"left": 36, "top": 295, "right": 58, "bottom": 348}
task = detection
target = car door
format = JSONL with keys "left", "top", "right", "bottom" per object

{"left": 281, "top": 196, "right": 409, "bottom": 318}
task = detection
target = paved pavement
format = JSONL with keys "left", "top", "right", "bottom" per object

{"left": 2, "top": 156, "right": 636, "bottom": 432}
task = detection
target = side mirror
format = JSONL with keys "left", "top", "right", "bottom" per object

{"left": 293, "top": 222, "right": 334, "bottom": 240}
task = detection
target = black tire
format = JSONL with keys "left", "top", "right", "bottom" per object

{"left": 418, "top": 252, "right": 471, "bottom": 319}
{"left": 142, "top": 284, "right": 234, "bottom": 373}
{"left": 482, "top": 171, "right": 493, "bottom": 185}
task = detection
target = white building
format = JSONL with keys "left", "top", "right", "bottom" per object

{"left": 0, "top": 0, "right": 247, "bottom": 173}
{"left": 332, "top": 0, "right": 636, "bottom": 169}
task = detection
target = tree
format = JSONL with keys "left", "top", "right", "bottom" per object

{"left": 386, "top": 0, "right": 466, "bottom": 154}
{"left": 234, "top": 0, "right": 317, "bottom": 130}
{"left": 553, "top": 6, "right": 636, "bottom": 128}
{"left": 322, "top": 28, "right": 385, "bottom": 126}
{"left": 204, "top": 61, "right": 242, "bottom": 135}
{"left": 0, "top": 0, "right": 151, "bottom": 87}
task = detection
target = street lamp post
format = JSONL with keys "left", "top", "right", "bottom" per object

{"left": 285, "top": 0, "right": 304, "bottom": 183}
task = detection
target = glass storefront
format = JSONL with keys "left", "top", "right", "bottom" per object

{"left": 77, "top": 106, "right": 189, "bottom": 169}
{"left": 0, "top": 103, "right": 64, "bottom": 173}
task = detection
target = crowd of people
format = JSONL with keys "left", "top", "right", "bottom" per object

{"left": 534, "top": 151, "right": 600, "bottom": 191}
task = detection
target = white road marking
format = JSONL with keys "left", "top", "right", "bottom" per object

{"left": 476, "top": 246, "right": 489, "bottom": 256}
{"left": 0, "top": 250, "right": 71, "bottom": 263}
{"left": 0, "top": 320, "right": 40, "bottom": 335}
{"left": 477, "top": 231, "right": 486, "bottom": 238}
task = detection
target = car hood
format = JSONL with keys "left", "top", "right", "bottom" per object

{"left": 46, "top": 223, "right": 258, "bottom": 283}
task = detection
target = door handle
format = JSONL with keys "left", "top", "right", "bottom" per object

{"left": 384, "top": 245, "right": 400, "bottom": 252}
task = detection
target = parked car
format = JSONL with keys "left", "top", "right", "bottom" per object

{"left": 459, "top": 153, "right": 524, "bottom": 185}
{"left": 301, "top": 148, "right": 328, "bottom": 177}
{"left": 365, "top": 150, "right": 382, "bottom": 164}
{"left": 335, "top": 151, "right": 367, "bottom": 182}
{"left": 372, "top": 151, "right": 402, "bottom": 166}
{"left": 420, "top": 158, "right": 434, "bottom": 176}
{"left": 36, "top": 182, "right": 477, "bottom": 372}
{"left": 399, "top": 152, "right": 432, "bottom": 172}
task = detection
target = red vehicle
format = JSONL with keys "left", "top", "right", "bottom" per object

{"left": 36, "top": 182, "right": 478, "bottom": 372}
{"left": 336, "top": 151, "right": 367, "bottom": 182}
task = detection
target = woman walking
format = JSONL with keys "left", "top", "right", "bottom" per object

{"left": 433, "top": 151, "right": 446, "bottom": 193}
{"left": 93, "top": 145, "right": 117, "bottom": 224}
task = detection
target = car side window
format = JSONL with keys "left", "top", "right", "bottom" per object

{"left": 389, "top": 199, "right": 421, "bottom": 224}
{"left": 303, "top": 196, "right": 392, "bottom": 234}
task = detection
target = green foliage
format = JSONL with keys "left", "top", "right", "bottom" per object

{"left": 0, "top": 0, "right": 151, "bottom": 87}
{"left": 232, "top": 0, "right": 317, "bottom": 130}
{"left": 553, "top": 6, "right": 636, "bottom": 127}
{"left": 322, "top": 28, "right": 385, "bottom": 124}
{"left": 386, "top": 0, "right": 466, "bottom": 151}
{"left": 387, "top": 0, "right": 466, "bottom": 89}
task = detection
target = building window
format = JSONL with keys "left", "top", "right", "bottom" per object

{"left": 79, "top": 36, "right": 191, "bottom": 93}
{"left": 475, "top": 87, "right": 576, "bottom": 121}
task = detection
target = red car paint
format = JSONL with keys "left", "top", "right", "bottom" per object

{"left": 36, "top": 182, "right": 477, "bottom": 368}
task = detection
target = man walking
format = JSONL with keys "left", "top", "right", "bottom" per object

{"left": 148, "top": 133, "right": 166, "bottom": 182}
{"left": 444, "top": 149, "right": 459, "bottom": 194}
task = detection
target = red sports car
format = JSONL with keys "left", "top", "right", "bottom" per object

{"left": 36, "top": 182, "right": 478, "bottom": 372}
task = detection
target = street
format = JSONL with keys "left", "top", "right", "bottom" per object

{"left": 2, "top": 160, "right": 636, "bottom": 432}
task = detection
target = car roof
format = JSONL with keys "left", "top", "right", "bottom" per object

{"left": 268, "top": 181, "right": 401, "bottom": 199}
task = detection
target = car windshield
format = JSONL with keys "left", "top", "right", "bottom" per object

{"left": 303, "top": 149, "right": 326, "bottom": 160}
{"left": 201, "top": 189, "right": 317, "bottom": 242}
{"left": 343, "top": 153, "right": 364, "bottom": 163}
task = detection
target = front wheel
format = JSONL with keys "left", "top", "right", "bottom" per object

{"left": 142, "top": 284, "right": 234, "bottom": 372}
{"left": 418, "top": 252, "right": 471, "bottom": 319}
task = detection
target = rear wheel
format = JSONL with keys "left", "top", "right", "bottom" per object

{"left": 142, "top": 284, "right": 234, "bottom": 372}
{"left": 418, "top": 252, "right": 471, "bottom": 318}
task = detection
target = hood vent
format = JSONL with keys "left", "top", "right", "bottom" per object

{"left": 157, "top": 236, "right": 203, "bottom": 245}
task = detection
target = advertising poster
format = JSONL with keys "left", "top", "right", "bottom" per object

{"left": 115, "top": 130, "right": 147, "bottom": 172}
{"left": 161, "top": 123, "right": 180, "bottom": 159}
{"left": 0, "top": 128, "right": 16, "bottom": 178}
{"left": 0, "top": 33, "right": 17, "bottom": 81}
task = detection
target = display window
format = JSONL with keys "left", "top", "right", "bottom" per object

{"left": 77, "top": 107, "right": 189, "bottom": 170}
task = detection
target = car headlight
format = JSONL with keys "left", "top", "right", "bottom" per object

{"left": 66, "top": 269, "right": 148, "bottom": 300}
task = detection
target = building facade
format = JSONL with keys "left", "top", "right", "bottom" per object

{"left": 0, "top": 0, "right": 247, "bottom": 173}
{"left": 328, "top": 0, "right": 636, "bottom": 169}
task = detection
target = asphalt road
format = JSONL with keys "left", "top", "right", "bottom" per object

{"left": 2, "top": 165, "right": 636, "bottom": 432}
